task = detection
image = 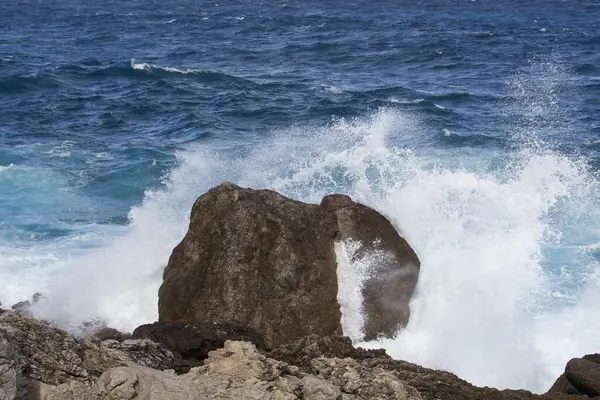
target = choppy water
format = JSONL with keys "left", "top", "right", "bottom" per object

{"left": 1, "top": 0, "right": 599, "bottom": 393}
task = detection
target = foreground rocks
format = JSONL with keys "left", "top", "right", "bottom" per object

{"left": 0, "top": 310, "right": 174, "bottom": 388}
{"left": 159, "top": 183, "right": 420, "bottom": 347}
{"left": 548, "top": 354, "right": 600, "bottom": 397}
{"left": 0, "top": 309, "right": 598, "bottom": 400}
{"left": 41, "top": 340, "right": 424, "bottom": 400}
{"left": 2, "top": 184, "right": 599, "bottom": 399}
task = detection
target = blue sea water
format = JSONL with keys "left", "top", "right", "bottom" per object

{"left": 1, "top": 0, "right": 600, "bottom": 392}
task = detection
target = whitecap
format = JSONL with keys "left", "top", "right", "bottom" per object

{"left": 324, "top": 85, "right": 343, "bottom": 94}
{"left": 0, "top": 163, "right": 16, "bottom": 172}
{"left": 130, "top": 59, "right": 209, "bottom": 75}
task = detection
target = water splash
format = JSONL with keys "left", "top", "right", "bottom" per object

{"left": 1, "top": 68, "right": 593, "bottom": 393}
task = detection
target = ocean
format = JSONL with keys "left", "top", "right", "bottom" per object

{"left": 1, "top": 0, "right": 599, "bottom": 393}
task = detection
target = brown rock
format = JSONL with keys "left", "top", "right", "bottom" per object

{"left": 321, "top": 194, "right": 420, "bottom": 340}
{"left": 159, "top": 183, "right": 420, "bottom": 347}
{"left": 159, "top": 183, "right": 341, "bottom": 349}
{"left": 268, "top": 335, "right": 589, "bottom": 400}
{"left": 547, "top": 354, "right": 600, "bottom": 396}
{"left": 92, "top": 327, "right": 131, "bottom": 342}
{"left": 132, "top": 320, "right": 265, "bottom": 360}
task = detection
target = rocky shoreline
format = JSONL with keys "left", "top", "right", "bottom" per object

{"left": 1, "top": 183, "right": 598, "bottom": 399}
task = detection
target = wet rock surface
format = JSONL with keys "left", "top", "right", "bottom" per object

{"left": 159, "top": 183, "right": 420, "bottom": 348}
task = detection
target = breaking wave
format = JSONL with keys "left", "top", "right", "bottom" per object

{"left": 20, "top": 107, "right": 598, "bottom": 394}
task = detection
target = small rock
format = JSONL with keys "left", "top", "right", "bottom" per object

{"left": 92, "top": 327, "right": 131, "bottom": 342}
{"left": 302, "top": 375, "right": 341, "bottom": 400}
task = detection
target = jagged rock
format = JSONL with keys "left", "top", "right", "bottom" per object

{"left": 302, "top": 375, "right": 341, "bottom": 400}
{"left": 0, "top": 311, "right": 174, "bottom": 387}
{"left": 132, "top": 320, "right": 265, "bottom": 361}
{"left": 547, "top": 374, "right": 582, "bottom": 396}
{"left": 268, "top": 336, "right": 591, "bottom": 400}
{"left": 44, "top": 341, "right": 421, "bottom": 400}
{"left": 565, "top": 357, "right": 600, "bottom": 397}
{"left": 349, "top": 357, "right": 592, "bottom": 400}
{"left": 269, "top": 334, "right": 389, "bottom": 371}
{"left": 82, "top": 337, "right": 174, "bottom": 376}
{"left": 311, "top": 357, "right": 421, "bottom": 400}
{"left": 159, "top": 183, "right": 419, "bottom": 348}
{"left": 0, "top": 333, "right": 27, "bottom": 400}
{"left": 39, "top": 380, "right": 95, "bottom": 400}
{"left": 321, "top": 194, "right": 420, "bottom": 341}
{"left": 92, "top": 327, "right": 131, "bottom": 342}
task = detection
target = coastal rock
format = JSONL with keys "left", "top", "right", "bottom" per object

{"left": 0, "top": 333, "right": 26, "bottom": 400}
{"left": 92, "top": 327, "right": 131, "bottom": 342}
{"left": 267, "top": 335, "right": 591, "bottom": 400}
{"left": 0, "top": 311, "right": 174, "bottom": 387}
{"left": 159, "top": 183, "right": 341, "bottom": 349}
{"left": 321, "top": 195, "right": 420, "bottom": 340}
{"left": 310, "top": 357, "right": 421, "bottom": 400}
{"left": 132, "top": 320, "right": 265, "bottom": 360}
{"left": 548, "top": 354, "right": 600, "bottom": 397}
{"left": 159, "top": 183, "right": 420, "bottom": 347}
{"left": 565, "top": 357, "right": 600, "bottom": 397}
{"left": 268, "top": 334, "right": 389, "bottom": 371}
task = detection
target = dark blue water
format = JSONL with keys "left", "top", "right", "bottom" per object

{"left": 1, "top": 0, "right": 599, "bottom": 392}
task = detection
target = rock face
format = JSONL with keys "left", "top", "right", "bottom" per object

{"left": 321, "top": 194, "right": 420, "bottom": 341}
{"left": 42, "top": 340, "right": 423, "bottom": 400}
{"left": 0, "top": 311, "right": 174, "bottom": 387}
{"left": 267, "top": 336, "right": 594, "bottom": 400}
{"left": 566, "top": 358, "right": 600, "bottom": 397}
{"left": 132, "top": 321, "right": 265, "bottom": 360}
{"left": 159, "top": 183, "right": 420, "bottom": 347}
{"left": 0, "top": 333, "right": 26, "bottom": 400}
{"left": 548, "top": 354, "right": 600, "bottom": 397}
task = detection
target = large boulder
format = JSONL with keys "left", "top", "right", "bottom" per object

{"left": 159, "top": 183, "right": 420, "bottom": 347}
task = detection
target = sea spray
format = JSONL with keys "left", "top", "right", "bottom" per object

{"left": 335, "top": 240, "right": 374, "bottom": 342}
{"left": 19, "top": 108, "right": 600, "bottom": 393}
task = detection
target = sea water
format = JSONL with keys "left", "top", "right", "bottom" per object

{"left": 1, "top": 0, "right": 599, "bottom": 393}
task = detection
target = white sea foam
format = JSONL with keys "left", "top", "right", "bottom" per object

{"left": 388, "top": 97, "right": 426, "bottom": 104}
{"left": 4, "top": 60, "right": 596, "bottom": 394}
{"left": 130, "top": 59, "right": 210, "bottom": 75}
{"left": 0, "top": 163, "right": 15, "bottom": 172}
